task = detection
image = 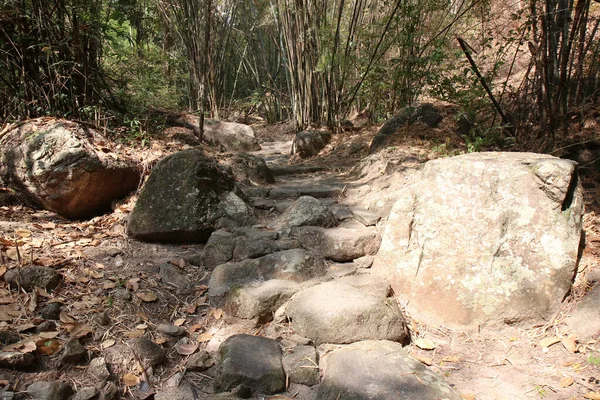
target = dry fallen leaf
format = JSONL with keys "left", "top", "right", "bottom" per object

{"left": 175, "top": 342, "right": 198, "bottom": 355}
{"left": 414, "top": 338, "right": 436, "bottom": 350}
{"left": 14, "top": 229, "right": 31, "bottom": 238}
{"left": 212, "top": 308, "right": 223, "bottom": 320}
{"left": 173, "top": 318, "right": 186, "bottom": 326}
{"left": 411, "top": 352, "right": 433, "bottom": 366}
{"left": 539, "top": 336, "right": 561, "bottom": 348}
{"left": 584, "top": 392, "right": 600, "bottom": 400}
{"left": 460, "top": 394, "right": 476, "bottom": 400}
{"left": 20, "top": 341, "right": 37, "bottom": 353}
{"left": 0, "top": 266, "right": 6, "bottom": 278}
{"left": 136, "top": 291, "right": 157, "bottom": 303}
{"left": 126, "top": 330, "right": 146, "bottom": 339}
{"left": 197, "top": 332, "right": 213, "bottom": 343}
{"left": 127, "top": 278, "right": 140, "bottom": 291}
{"left": 68, "top": 323, "right": 93, "bottom": 338}
{"left": 188, "top": 324, "right": 203, "bottom": 333}
{"left": 122, "top": 373, "right": 140, "bottom": 387}
{"left": 36, "top": 338, "right": 60, "bottom": 355}
{"left": 559, "top": 376, "right": 574, "bottom": 388}
{"left": 101, "top": 339, "right": 116, "bottom": 349}
{"left": 103, "top": 281, "right": 117, "bottom": 290}
{"left": 59, "top": 311, "right": 77, "bottom": 324}
{"left": 442, "top": 355, "right": 461, "bottom": 362}
{"left": 562, "top": 337, "right": 578, "bottom": 353}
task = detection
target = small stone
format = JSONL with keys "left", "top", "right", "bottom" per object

{"left": 186, "top": 350, "right": 213, "bottom": 371}
{"left": 27, "top": 381, "right": 73, "bottom": 400}
{"left": 0, "top": 330, "right": 19, "bottom": 346}
{"left": 88, "top": 357, "right": 110, "bottom": 381}
{"left": 200, "top": 230, "right": 236, "bottom": 270}
{"left": 70, "top": 387, "right": 99, "bottom": 400}
{"left": 282, "top": 345, "right": 319, "bottom": 386}
{"left": 113, "top": 288, "right": 132, "bottom": 301}
{"left": 0, "top": 352, "right": 36, "bottom": 369}
{"left": 36, "top": 320, "right": 57, "bottom": 332}
{"left": 0, "top": 391, "right": 14, "bottom": 400}
{"left": 349, "top": 207, "right": 380, "bottom": 226}
{"left": 59, "top": 338, "right": 86, "bottom": 364}
{"left": 214, "top": 334, "right": 285, "bottom": 395}
{"left": 159, "top": 263, "right": 192, "bottom": 290}
{"left": 157, "top": 324, "right": 186, "bottom": 337}
{"left": 165, "top": 372, "right": 184, "bottom": 388}
{"left": 39, "top": 302, "right": 62, "bottom": 320}
{"left": 5, "top": 266, "right": 61, "bottom": 291}
{"left": 133, "top": 336, "right": 166, "bottom": 367}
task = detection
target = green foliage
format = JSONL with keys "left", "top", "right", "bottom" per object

{"left": 588, "top": 352, "right": 600, "bottom": 366}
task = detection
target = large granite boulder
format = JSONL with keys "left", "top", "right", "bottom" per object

{"left": 0, "top": 119, "right": 140, "bottom": 219}
{"left": 291, "top": 130, "right": 332, "bottom": 158}
{"left": 369, "top": 102, "right": 444, "bottom": 153}
{"left": 128, "top": 148, "right": 254, "bottom": 242}
{"left": 204, "top": 119, "right": 261, "bottom": 152}
{"left": 373, "top": 152, "right": 584, "bottom": 329}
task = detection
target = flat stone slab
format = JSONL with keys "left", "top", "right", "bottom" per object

{"left": 214, "top": 334, "right": 285, "bottom": 396}
{"left": 286, "top": 281, "right": 406, "bottom": 345}
{"left": 292, "top": 226, "right": 381, "bottom": 262}
{"left": 226, "top": 279, "right": 301, "bottom": 321}
{"left": 350, "top": 207, "right": 381, "bottom": 226}
{"left": 317, "top": 340, "right": 462, "bottom": 400}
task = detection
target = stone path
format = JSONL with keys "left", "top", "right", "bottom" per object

{"left": 189, "top": 139, "right": 463, "bottom": 399}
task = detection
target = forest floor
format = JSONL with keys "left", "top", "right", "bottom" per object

{"left": 0, "top": 118, "right": 599, "bottom": 400}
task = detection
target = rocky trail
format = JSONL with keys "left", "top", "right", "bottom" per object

{"left": 0, "top": 116, "right": 599, "bottom": 400}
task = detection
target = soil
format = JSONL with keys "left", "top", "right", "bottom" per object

{"left": 0, "top": 117, "right": 599, "bottom": 400}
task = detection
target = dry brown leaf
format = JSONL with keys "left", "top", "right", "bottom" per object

{"left": 136, "top": 324, "right": 148, "bottom": 330}
{"left": 0, "top": 238, "right": 14, "bottom": 246}
{"left": 197, "top": 332, "right": 213, "bottom": 343}
{"left": 85, "top": 268, "right": 104, "bottom": 279}
{"left": 175, "top": 342, "right": 198, "bottom": 356}
{"left": 35, "top": 257, "right": 55, "bottom": 267}
{"left": 20, "top": 341, "right": 37, "bottom": 353}
{"left": 136, "top": 291, "right": 157, "bottom": 302}
{"left": 127, "top": 278, "right": 140, "bottom": 291}
{"left": 171, "top": 259, "right": 186, "bottom": 269}
{"left": 69, "top": 323, "right": 93, "bottom": 338}
{"left": 17, "top": 323, "right": 36, "bottom": 332}
{"left": 101, "top": 339, "right": 116, "bottom": 349}
{"left": 126, "top": 330, "right": 146, "bottom": 339}
{"left": 0, "top": 379, "right": 9, "bottom": 386}
{"left": 559, "top": 376, "right": 574, "bottom": 388}
{"left": 59, "top": 311, "right": 77, "bottom": 324}
{"left": 0, "top": 266, "right": 6, "bottom": 278}
{"left": 584, "top": 392, "right": 600, "bottom": 400}
{"left": 411, "top": 352, "right": 433, "bottom": 366}
{"left": 39, "top": 331, "right": 59, "bottom": 339}
{"left": 182, "top": 304, "right": 197, "bottom": 314}
{"left": 212, "top": 308, "right": 223, "bottom": 320}
{"left": 35, "top": 287, "right": 51, "bottom": 298}
{"left": 196, "top": 285, "right": 209, "bottom": 295}
{"left": 562, "top": 337, "right": 578, "bottom": 353}
{"left": 414, "top": 338, "right": 436, "bottom": 350}
{"left": 442, "top": 355, "right": 461, "bottom": 362}
{"left": 188, "top": 324, "right": 202, "bottom": 333}
{"left": 460, "top": 394, "right": 476, "bottom": 400}
{"left": 539, "top": 336, "right": 561, "bottom": 348}
{"left": 103, "top": 281, "right": 117, "bottom": 290}
{"left": 36, "top": 338, "right": 59, "bottom": 355}
{"left": 122, "top": 373, "right": 140, "bottom": 387}
{"left": 154, "top": 337, "right": 168, "bottom": 345}
{"left": 173, "top": 318, "right": 186, "bottom": 326}
{"left": 14, "top": 229, "right": 31, "bottom": 238}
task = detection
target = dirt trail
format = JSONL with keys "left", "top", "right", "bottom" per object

{"left": 0, "top": 123, "right": 599, "bottom": 400}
